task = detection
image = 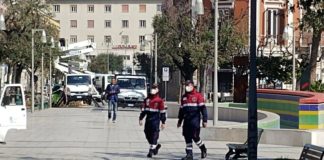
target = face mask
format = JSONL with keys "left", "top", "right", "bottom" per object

{"left": 151, "top": 89, "right": 158, "bottom": 95}
{"left": 185, "top": 86, "right": 193, "bottom": 92}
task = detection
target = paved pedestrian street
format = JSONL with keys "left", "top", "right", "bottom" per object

{"left": 0, "top": 106, "right": 302, "bottom": 160}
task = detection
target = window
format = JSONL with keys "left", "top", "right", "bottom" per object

{"left": 88, "top": 20, "right": 94, "bottom": 28}
{"left": 157, "top": 4, "right": 162, "bottom": 12}
{"left": 70, "top": 20, "right": 77, "bottom": 28}
{"left": 139, "top": 35, "right": 145, "bottom": 44}
{"left": 123, "top": 55, "right": 130, "bottom": 60}
{"left": 139, "top": 20, "right": 146, "bottom": 28}
{"left": 105, "top": 20, "right": 111, "bottom": 28}
{"left": 70, "top": 35, "right": 77, "bottom": 43}
{"left": 122, "top": 4, "right": 129, "bottom": 13}
{"left": 87, "top": 35, "right": 94, "bottom": 42}
{"left": 122, "top": 20, "right": 129, "bottom": 28}
{"left": 121, "top": 35, "right": 129, "bottom": 44}
{"left": 104, "top": 35, "right": 112, "bottom": 44}
{"left": 139, "top": 4, "right": 146, "bottom": 13}
{"left": 219, "top": 8, "right": 232, "bottom": 20}
{"left": 71, "top": 5, "right": 77, "bottom": 13}
{"left": 265, "top": 9, "right": 284, "bottom": 38}
{"left": 105, "top": 5, "right": 111, "bottom": 13}
{"left": 88, "top": 5, "right": 94, "bottom": 13}
{"left": 53, "top": 5, "right": 60, "bottom": 13}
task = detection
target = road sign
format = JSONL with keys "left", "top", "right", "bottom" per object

{"left": 162, "top": 67, "right": 169, "bottom": 81}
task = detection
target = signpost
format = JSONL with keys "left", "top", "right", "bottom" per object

{"left": 162, "top": 67, "right": 169, "bottom": 100}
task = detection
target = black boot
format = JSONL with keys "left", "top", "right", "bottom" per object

{"left": 200, "top": 144, "right": 207, "bottom": 158}
{"left": 153, "top": 144, "right": 161, "bottom": 155}
{"left": 181, "top": 154, "right": 193, "bottom": 160}
{"left": 147, "top": 149, "right": 153, "bottom": 158}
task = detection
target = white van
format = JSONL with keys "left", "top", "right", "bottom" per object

{"left": 0, "top": 84, "right": 27, "bottom": 142}
{"left": 65, "top": 74, "right": 93, "bottom": 105}
{"left": 94, "top": 74, "right": 115, "bottom": 94}
{"left": 116, "top": 75, "right": 147, "bottom": 107}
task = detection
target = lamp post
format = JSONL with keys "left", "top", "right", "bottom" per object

{"left": 106, "top": 42, "right": 110, "bottom": 73}
{"left": 0, "top": 13, "right": 6, "bottom": 93}
{"left": 213, "top": 0, "right": 219, "bottom": 126}
{"left": 32, "top": 29, "right": 46, "bottom": 113}
{"left": 0, "top": 14, "right": 5, "bottom": 31}
{"left": 40, "top": 30, "right": 47, "bottom": 110}
{"left": 154, "top": 33, "right": 157, "bottom": 84}
{"left": 145, "top": 34, "right": 153, "bottom": 87}
{"left": 49, "top": 37, "right": 54, "bottom": 108}
{"left": 283, "top": 25, "right": 296, "bottom": 91}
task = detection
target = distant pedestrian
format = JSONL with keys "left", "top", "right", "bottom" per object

{"left": 139, "top": 84, "right": 166, "bottom": 158}
{"left": 105, "top": 78, "right": 120, "bottom": 123}
{"left": 177, "top": 80, "right": 208, "bottom": 160}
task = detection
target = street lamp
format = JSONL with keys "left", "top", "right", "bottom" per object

{"left": 283, "top": 24, "right": 296, "bottom": 91}
{"left": 0, "top": 14, "right": 5, "bottom": 31}
{"left": 0, "top": 13, "right": 6, "bottom": 92}
{"left": 49, "top": 37, "right": 55, "bottom": 108}
{"left": 105, "top": 42, "right": 111, "bottom": 73}
{"left": 31, "top": 29, "right": 46, "bottom": 113}
{"left": 144, "top": 34, "right": 154, "bottom": 88}
{"left": 212, "top": 0, "right": 219, "bottom": 126}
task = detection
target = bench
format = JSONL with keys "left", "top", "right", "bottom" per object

{"left": 299, "top": 144, "right": 324, "bottom": 160}
{"left": 225, "top": 128, "right": 264, "bottom": 160}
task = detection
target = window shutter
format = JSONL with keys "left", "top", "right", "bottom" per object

{"left": 278, "top": 9, "right": 285, "bottom": 45}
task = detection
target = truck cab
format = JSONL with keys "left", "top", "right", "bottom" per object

{"left": 116, "top": 75, "right": 147, "bottom": 107}
{"left": 94, "top": 74, "right": 115, "bottom": 95}
{"left": 0, "top": 84, "right": 27, "bottom": 142}
{"left": 65, "top": 74, "right": 93, "bottom": 105}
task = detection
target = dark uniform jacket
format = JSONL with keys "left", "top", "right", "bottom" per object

{"left": 178, "top": 89, "right": 208, "bottom": 129}
{"left": 139, "top": 95, "right": 166, "bottom": 132}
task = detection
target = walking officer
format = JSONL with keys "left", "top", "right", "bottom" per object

{"left": 177, "top": 80, "right": 208, "bottom": 160}
{"left": 139, "top": 84, "right": 166, "bottom": 158}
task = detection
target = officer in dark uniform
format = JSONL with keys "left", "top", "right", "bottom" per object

{"left": 139, "top": 84, "right": 166, "bottom": 158}
{"left": 177, "top": 80, "right": 208, "bottom": 160}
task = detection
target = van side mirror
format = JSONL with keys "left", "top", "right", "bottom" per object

{"left": 61, "top": 81, "right": 65, "bottom": 85}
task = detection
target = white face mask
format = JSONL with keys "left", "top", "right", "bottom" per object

{"left": 151, "top": 89, "right": 158, "bottom": 95}
{"left": 185, "top": 86, "right": 193, "bottom": 92}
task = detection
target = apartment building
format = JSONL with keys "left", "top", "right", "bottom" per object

{"left": 48, "top": 0, "right": 163, "bottom": 74}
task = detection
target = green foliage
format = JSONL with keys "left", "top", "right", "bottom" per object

{"left": 0, "top": 0, "right": 60, "bottom": 83}
{"left": 257, "top": 56, "right": 293, "bottom": 86}
{"left": 310, "top": 80, "right": 324, "bottom": 92}
{"left": 134, "top": 53, "right": 151, "bottom": 78}
{"left": 88, "top": 53, "right": 123, "bottom": 73}
{"left": 296, "top": 0, "right": 324, "bottom": 86}
{"left": 152, "top": 2, "right": 248, "bottom": 80}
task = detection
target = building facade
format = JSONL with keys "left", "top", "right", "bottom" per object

{"left": 49, "top": 0, "right": 163, "bottom": 74}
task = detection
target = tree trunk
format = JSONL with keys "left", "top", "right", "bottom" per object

{"left": 308, "top": 30, "right": 322, "bottom": 85}
{"left": 6, "top": 64, "right": 11, "bottom": 84}
{"left": 14, "top": 63, "right": 23, "bottom": 83}
{"left": 11, "top": 64, "right": 17, "bottom": 84}
{"left": 199, "top": 65, "right": 206, "bottom": 97}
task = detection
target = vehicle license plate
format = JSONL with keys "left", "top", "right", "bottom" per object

{"left": 77, "top": 96, "right": 82, "bottom": 99}
{"left": 128, "top": 104, "right": 134, "bottom": 107}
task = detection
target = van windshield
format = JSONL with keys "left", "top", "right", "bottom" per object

{"left": 67, "top": 75, "right": 91, "bottom": 85}
{"left": 117, "top": 78, "right": 146, "bottom": 90}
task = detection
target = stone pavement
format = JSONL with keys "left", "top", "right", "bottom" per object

{"left": 0, "top": 106, "right": 303, "bottom": 160}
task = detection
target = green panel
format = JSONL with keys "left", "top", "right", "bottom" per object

{"left": 281, "top": 120, "right": 298, "bottom": 129}
{"left": 299, "top": 115, "right": 319, "bottom": 125}
{"left": 320, "top": 115, "right": 324, "bottom": 124}
{"left": 259, "top": 119, "right": 280, "bottom": 129}
{"left": 228, "top": 103, "right": 247, "bottom": 108}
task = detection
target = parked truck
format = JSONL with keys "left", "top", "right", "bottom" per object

{"left": 65, "top": 74, "right": 93, "bottom": 105}
{"left": 116, "top": 74, "right": 147, "bottom": 108}
{"left": 0, "top": 84, "right": 27, "bottom": 142}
